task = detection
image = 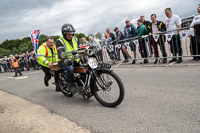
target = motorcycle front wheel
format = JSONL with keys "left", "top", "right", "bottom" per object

{"left": 91, "top": 71, "right": 125, "bottom": 107}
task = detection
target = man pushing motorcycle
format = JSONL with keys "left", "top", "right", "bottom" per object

{"left": 56, "top": 23, "right": 79, "bottom": 94}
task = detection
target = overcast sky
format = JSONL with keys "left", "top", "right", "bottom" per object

{"left": 0, "top": 0, "right": 199, "bottom": 43}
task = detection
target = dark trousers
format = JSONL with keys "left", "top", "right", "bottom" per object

{"left": 116, "top": 44, "right": 128, "bottom": 60}
{"left": 115, "top": 47, "right": 121, "bottom": 60}
{"left": 2, "top": 64, "right": 8, "bottom": 72}
{"left": 168, "top": 34, "right": 182, "bottom": 56}
{"left": 7, "top": 63, "right": 12, "bottom": 72}
{"left": 190, "top": 36, "right": 200, "bottom": 58}
{"left": 139, "top": 39, "right": 148, "bottom": 58}
{"left": 24, "top": 60, "right": 30, "bottom": 71}
{"left": 98, "top": 50, "right": 103, "bottom": 61}
{"left": 41, "top": 66, "right": 59, "bottom": 85}
{"left": 60, "top": 64, "right": 74, "bottom": 85}
{"left": 19, "top": 61, "right": 25, "bottom": 71}
{"left": 107, "top": 50, "right": 117, "bottom": 60}
{"left": 150, "top": 36, "right": 167, "bottom": 58}
{"left": 0, "top": 65, "right": 2, "bottom": 73}
{"left": 13, "top": 67, "right": 22, "bottom": 76}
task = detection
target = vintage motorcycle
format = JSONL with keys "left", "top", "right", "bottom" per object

{"left": 51, "top": 46, "right": 125, "bottom": 107}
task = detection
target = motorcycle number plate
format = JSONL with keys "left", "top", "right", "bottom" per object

{"left": 88, "top": 58, "right": 98, "bottom": 69}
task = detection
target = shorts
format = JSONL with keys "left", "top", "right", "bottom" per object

{"left": 123, "top": 41, "right": 136, "bottom": 51}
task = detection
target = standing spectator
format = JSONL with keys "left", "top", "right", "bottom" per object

{"left": 124, "top": 18, "right": 137, "bottom": 64}
{"left": 89, "top": 36, "right": 103, "bottom": 61}
{"left": 11, "top": 55, "right": 22, "bottom": 77}
{"left": 148, "top": 14, "right": 167, "bottom": 64}
{"left": 5, "top": 56, "right": 12, "bottom": 72}
{"left": 140, "top": 16, "right": 151, "bottom": 28}
{"left": 165, "top": 8, "right": 183, "bottom": 63}
{"left": 0, "top": 59, "right": 2, "bottom": 73}
{"left": 2, "top": 59, "right": 8, "bottom": 72}
{"left": 140, "top": 16, "right": 153, "bottom": 56}
{"left": 19, "top": 54, "right": 25, "bottom": 71}
{"left": 81, "top": 37, "right": 90, "bottom": 45}
{"left": 106, "top": 28, "right": 115, "bottom": 40}
{"left": 30, "top": 51, "right": 36, "bottom": 69}
{"left": 136, "top": 19, "right": 148, "bottom": 64}
{"left": 189, "top": 4, "right": 200, "bottom": 60}
{"left": 24, "top": 51, "right": 30, "bottom": 71}
{"left": 104, "top": 33, "right": 117, "bottom": 64}
{"left": 106, "top": 28, "right": 119, "bottom": 61}
{"left": 111, "top": 27, "right": 130, "bottom": 63}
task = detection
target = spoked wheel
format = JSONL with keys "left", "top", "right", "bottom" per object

{"left": 92, "top": 71, "right": 125, "bottom": 107}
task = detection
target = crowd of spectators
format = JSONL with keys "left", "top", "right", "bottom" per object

{"left": 81, "top": 6, "right": 200, "bottom": 65}
{"left": 0, "top": 51, "right": 40, "bottom": 73}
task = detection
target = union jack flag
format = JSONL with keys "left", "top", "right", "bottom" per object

{"left": 31, "top": 30, "right": 41, "bottom": 57}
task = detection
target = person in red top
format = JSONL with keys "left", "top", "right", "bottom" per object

{"left": 11, "top": 55, "right": 22, "bottom": 77}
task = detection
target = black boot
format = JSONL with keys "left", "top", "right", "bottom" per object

{"left": 19, "top": 72, "right": 22, "bottom": 76}
{"left": 162, "top": 58, "right": 167, "bottom": 63}
{"left": 55, "top": 85, "right": 61, "bottom": 92}
{"left": 169, "top": 58, "right": 177, "bottom": 63}
{"left": 177, "top": 53, "right": 183, "bottom": 63}
{"left": 177, "top": 57, "right": 183, "bottom": 63}
{"left": 123, "top": 59, "right": 129, "bottom": 63}
{"left": 44, "top": 80, "right": 49, "bottom": 87}
{"left": 154, "top": 59, "right": 159, "bottom": 64}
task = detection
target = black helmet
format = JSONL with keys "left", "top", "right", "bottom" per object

{"left": 61, "top": 23, "right": 76, "bottom": 36}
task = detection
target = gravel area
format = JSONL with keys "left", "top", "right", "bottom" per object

{"left": 0, "top": 90, "right": 90, "bottom": 133}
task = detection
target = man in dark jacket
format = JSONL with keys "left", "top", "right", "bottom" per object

{"left": 148, "top": 14, "right": 167, "bottom": 63}
{"left": 140, "top": 16, "right": 151, "bottom": 29}
{"left": 111, "top": 27, "right": 129, "bottom": 62}
{"left": 106, "top": 28, "right": 118, "bottom": 61}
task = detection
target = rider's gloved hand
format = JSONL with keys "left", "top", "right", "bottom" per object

{"left": 64, "top": 59, "right": 72, "bottom": 66}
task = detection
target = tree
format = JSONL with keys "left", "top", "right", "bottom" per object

{"left": 38, "top": 34, "right": 48, "bottom": 46}
{"left": 75, "top": 33, "right": 86, "bottom": 44}
{"left": 0, "top": 48, "right": 11, "bottom": 58}
{"left": 88, "top": 34, "right": 95, "bottom": 38}
{"left": 95, "top": 32, "right": 102, "bottom": 40}
{"left": 0, "top": 32, "right": 90, "bottom": 58}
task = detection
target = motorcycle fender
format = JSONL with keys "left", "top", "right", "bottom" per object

{"left": 96, "top": 68, "right": 113, "bottom": 73}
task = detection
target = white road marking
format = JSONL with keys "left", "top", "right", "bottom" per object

{"left": 113, "top": 63, "right": 122, "bottom": 68}
{"left": 23, "top": 71, "right": 41, "bottom": 75}
{"left": 15, "top": 76, "right": 28, "bottom": 80}
{"left": 169, "top": 62, "right": 175, "bottom": 66}
{"left": 0, "top": 76, "right": 28, "bottom": 81}
{"left": 0, "top": 71, "right": 40, "bottom": 81}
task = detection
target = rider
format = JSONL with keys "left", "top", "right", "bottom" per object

{"left": 56, "top": 24, "right": 79, "bottom": 93}
{"left": 37, "top": 37, "right": 61, "bottom": 92}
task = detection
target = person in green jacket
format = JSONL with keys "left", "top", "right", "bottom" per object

{"left": 136, "top": 19, "right": 148, "bottom": 64}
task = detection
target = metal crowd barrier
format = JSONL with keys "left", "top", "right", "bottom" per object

{"left": 100, "top": 26, "right": 200, "bottom": 65}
